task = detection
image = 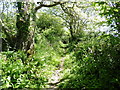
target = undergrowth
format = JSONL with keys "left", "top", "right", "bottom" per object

{"left": 0, "top": 34, "right": 61, "bottom": 88}
{"left": 58, "top": 33, "right": 120, "bottom": 89}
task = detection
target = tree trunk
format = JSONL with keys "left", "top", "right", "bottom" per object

{"left": 14, "top": 1, "right": 62, "bottom": 52}
{"left": 15, "top": 2, "right": 34, "bottom": 52}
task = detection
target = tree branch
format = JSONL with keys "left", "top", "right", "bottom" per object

{"left": 35, "top": 2, "right": 65, "bottom": 12}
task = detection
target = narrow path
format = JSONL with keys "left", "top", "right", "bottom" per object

{"left": 48, "top": 57, "right": 65, "bottom": 88}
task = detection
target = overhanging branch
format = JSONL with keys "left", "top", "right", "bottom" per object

{"left": 35, "top": 2, "right": 66, "bottom": 12}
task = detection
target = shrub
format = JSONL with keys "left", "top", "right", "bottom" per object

{"left": 59, "top": 34, "right": 120, "bottom": 89}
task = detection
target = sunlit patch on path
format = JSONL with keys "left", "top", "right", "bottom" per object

{"left": 48, "top": 57, "right": 65, "bottom": 88}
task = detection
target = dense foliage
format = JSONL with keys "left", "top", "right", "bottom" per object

{"left": 59, "top": 33, "right": 120, "bottom": 89}
{"left": 1, "top": 35, "right": 61, "bottom": 88}
{"left": 0, "top": 0, "right": 120, "bottom": 89}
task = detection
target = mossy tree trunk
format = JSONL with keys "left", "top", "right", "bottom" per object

{"left": 14, "top": 1, "right": 63, "bottom": 52}
{"left": 15, "top": 2, "right": 34, "bottom": 52}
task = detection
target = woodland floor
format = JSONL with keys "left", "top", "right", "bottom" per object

{"left": 47, "top": 57, "right": 66, "bottom": 88}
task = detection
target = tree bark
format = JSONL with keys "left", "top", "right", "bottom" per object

{"left": 15, "top": 2, "right": 32, "bottom": 51}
